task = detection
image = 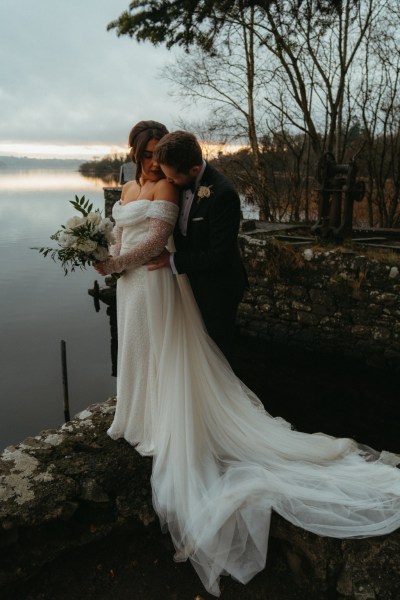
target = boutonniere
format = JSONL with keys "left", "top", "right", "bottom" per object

{"left": 197, "top": 185, "right": 213, "bottom": 203}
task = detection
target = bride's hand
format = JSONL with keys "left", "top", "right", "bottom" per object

{"left": 93, "top": 260, "right": 111, "bottom": 276}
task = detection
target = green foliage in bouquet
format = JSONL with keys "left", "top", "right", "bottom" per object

{"left": 33, "top": 195, "right": 115, "bottom": 275}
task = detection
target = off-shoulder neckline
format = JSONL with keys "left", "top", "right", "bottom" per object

{"left": 118, "top": 199, "right": 150, "bottom": 206}
{"left": 117, "top": 199, "right": 177, "bottom": 207}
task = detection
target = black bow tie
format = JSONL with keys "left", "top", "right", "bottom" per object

{"left": 183, "top": 183, "right": 196, "bottom": 193}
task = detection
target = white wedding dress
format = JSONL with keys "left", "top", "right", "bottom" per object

{"left": 107, "top": 199, "right": 400, "bottom": 597}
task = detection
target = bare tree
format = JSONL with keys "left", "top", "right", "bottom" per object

{"left": 253, "top": 0, "right": 376, "bottom": 160}
{"left": 353, "top": 0, "right": 400, "bottom": 227}
{"left": 164, "top": 5, "right": 275, "bottom": 217}
{"left": 108, "top": 0, "right": 400, "bottom": 226}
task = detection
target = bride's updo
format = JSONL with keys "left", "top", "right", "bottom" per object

{"left": 128, "top": 120, "right": 169, "bottom": 183}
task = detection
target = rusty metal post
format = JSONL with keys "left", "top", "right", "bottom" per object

{"left": 61, "top": 340, "right": 70, "bottom": 423}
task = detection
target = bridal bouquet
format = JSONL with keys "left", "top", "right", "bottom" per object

{"left": 34, "top": 195, "right": 114, "bottom": 275}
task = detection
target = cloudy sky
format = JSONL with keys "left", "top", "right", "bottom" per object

{"left": 0, "top": 0, "right": 195, "bottom": 158}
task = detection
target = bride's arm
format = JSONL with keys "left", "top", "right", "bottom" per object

{"left": 97, "top": 182, "right": 178, "bottom": 276}
{"left": 99, "top": 216, "right": 175, "bottom": 275}
{"left": 108, "top": 181, "right": 137, "bottom": 259}
{"left": 109, "top": 225, "right": 122, "bottom": 258}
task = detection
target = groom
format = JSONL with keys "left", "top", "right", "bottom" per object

{"left": 147, "top": 130, "right": 247, "bottom": 360}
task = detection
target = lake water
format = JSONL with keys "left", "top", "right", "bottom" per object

{"left": 0, "top": 169, "right": 117, "bottom": 450}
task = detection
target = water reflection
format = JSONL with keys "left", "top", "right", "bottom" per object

{"left": 80, "top": 172, "right": 120, "bottom": 186}
{"left": 0, "top": 168, "right": 117, "bottom": 450}
{"left": 0, "top": 169, "right": 108, "bottom": 192}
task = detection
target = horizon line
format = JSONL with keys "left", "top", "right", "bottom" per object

{"left": 0, "top": 141, "right": 247, "bottom": 161}
{"left": 0, "top": 142, "right": 128, "bottom": 160}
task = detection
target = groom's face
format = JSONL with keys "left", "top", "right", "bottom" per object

{"left": 159, "top": 164, "right": 200, "bottom": 189}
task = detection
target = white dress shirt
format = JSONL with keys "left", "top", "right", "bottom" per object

{"left": 170, "top": 161, "right": 206, "bottom": 274}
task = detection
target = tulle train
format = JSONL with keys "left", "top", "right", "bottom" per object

{"left": 142, "top": 269, "right": 400, "bottom": 597}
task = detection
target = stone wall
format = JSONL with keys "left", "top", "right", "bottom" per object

{"left": 103, "top": 186, "right": 121, "bottom": 218}
{"left": 238, "top": 231, "right": 400, "bottom": 371}
{"left": 1, "top": 400, "right": 399, "bottom": 599}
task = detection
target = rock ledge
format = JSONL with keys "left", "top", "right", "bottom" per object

{"left": 1, "top": 399, "right": 399, "bottom": 599}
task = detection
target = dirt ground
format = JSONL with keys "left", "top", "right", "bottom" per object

{"left": 11, "top": 524, "right": 310, "bottom": 600}
{"left": 6, "top": 337, "right": 399, "bottom": 600}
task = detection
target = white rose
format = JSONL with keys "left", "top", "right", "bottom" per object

{"left": 65, "top": 215, "right": 85, "bottom": 230}
{"left": 58, "top": 231, "right": 74, "bottom": 248}
{"left": 76, "top": 239, "right": 97, "bottom": 254}
{"left": 102, "top": 217, "right": 113, "bottom": 230}
{"left": 87, "top": 211, "right": 102, "bottom": 226}
{"left": 93, "top": 246, "right": 109, "bottom": 261}
{"left": 389, "top": 266, "right": 399, "bottom": 279}
{"left": 96, "top": 218, "right": 113, "bottom": 234}
{"left": 198, "top": 185, "right": 212, "bottom": 199}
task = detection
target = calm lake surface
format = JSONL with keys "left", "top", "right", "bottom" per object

{"left": 0, "top": 168, "right": 117, "bottom": 450}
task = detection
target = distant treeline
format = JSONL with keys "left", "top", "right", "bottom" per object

{"left": 0, "top": 156, "right": 82, "bottom": 169}
{"left": 79, "top": 154, "right": 130, "bottom": 182}
{"left": 211, "top": 130, "right": 400, "bottom": 229}
{"left": 78, "top": 137, "right": 400, "bottom": 229}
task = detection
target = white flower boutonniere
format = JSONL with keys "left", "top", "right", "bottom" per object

{"left": 197, "top": 185, "right": 213, "bottom": 203}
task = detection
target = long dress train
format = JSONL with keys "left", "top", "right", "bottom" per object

{"left": 107, "top": 199, "right": 400, "bottom": 597}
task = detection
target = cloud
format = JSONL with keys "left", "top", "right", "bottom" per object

{"left": 0, "top": 0, "right": 194, "bottom": 149}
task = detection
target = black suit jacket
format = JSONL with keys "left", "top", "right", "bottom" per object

{"left": 173, "top": 162, "right": 247, "bottom": 324}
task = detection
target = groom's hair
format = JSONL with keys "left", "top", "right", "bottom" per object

{"left": 154, "top": 131, "right": 203, "bottom": 173}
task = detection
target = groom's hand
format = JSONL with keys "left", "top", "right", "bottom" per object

{"left": 146, "top": 248, "right": 171, "bottom": 271}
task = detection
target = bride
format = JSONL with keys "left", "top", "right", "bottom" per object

{"left": 95, "top": 121, "right": 400, "bottom": 597}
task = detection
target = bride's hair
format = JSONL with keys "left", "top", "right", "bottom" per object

{"left": 128, "top": 120, "right": 169, "bottom": 183}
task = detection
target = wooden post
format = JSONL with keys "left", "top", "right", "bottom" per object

{"left": 61, "top": 340, "right": 70, "bottom": 422}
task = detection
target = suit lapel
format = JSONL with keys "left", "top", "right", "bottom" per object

{"left": 188, "top": 163, "right": 213, "bottom": 224}
{"left": 188, "top": 188, "right": 200, "bottom": 221}
{"left": 177, "top": 186, "right": 199, "bottom": 238}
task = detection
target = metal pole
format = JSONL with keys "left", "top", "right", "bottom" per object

{"left": 93, "top": 279, "right": 100, "bottom": 312}
{"left": 61, "top": 340, "right": 70, "bottom": 422}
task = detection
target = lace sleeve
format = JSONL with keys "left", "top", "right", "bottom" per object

{"left": 100, "top": 217, "right": 175, "bottom": 275}
{"left": 109, "top": 225, "right": 122, "bottom": 258}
